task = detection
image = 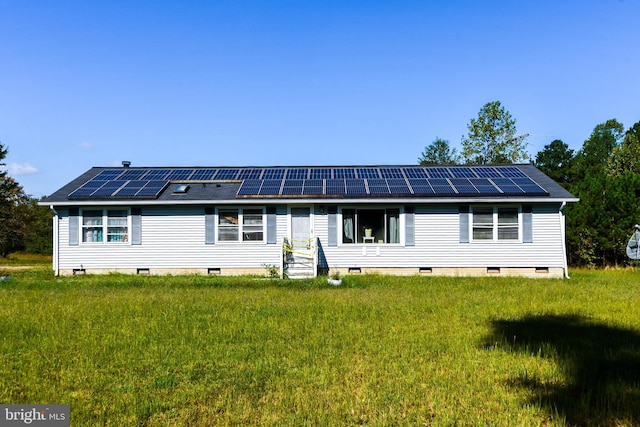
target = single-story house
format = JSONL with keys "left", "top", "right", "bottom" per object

{"left": 41, "top": 163, "right": 578, "bottom": 278}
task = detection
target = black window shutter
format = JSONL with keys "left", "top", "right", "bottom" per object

{"left": 205, "top": 207, "right": 215, "bottom": 244}
{"left": 327, "top": 206, "right": 338, "bottom": 247}
{"left": 69, "top": 208, "right": 79, "bottom": 246}
{"left": 266, "top": 207, "right": 277, "bottom": 244}
{"left": 522, "top": 205, "right": 533, "bottom": 243}
{"left": 459, "top": 205, "right": 469, "bottom": 243}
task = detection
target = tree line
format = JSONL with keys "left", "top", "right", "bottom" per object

{"left": 2, "top": 103, "right": 639, "bottom": 266}
{"left": 419, "top": 101, "right": 640, "bottom": 267}
{"left": 0, "top": 144, "right": 52, "bottom": 257}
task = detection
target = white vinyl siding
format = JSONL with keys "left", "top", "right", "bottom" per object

{"left": 56, "top": 203, "right": 567, "bottom": 273}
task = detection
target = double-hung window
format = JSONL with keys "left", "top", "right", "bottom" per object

{"left": 81, "top": 209, "right": 129, "bottom": 243}
{"left": 342, "top": 208, "right": 400, "bottom": 244}
{"left": 218, "top": 208, "right": 264, "bottom": 242}
{"left": 472, "top": 206, "right": 519, "bottom": 242}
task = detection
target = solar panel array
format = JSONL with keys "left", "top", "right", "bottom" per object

{"left": 67, "top": 166, "right": 549, "bottom": 199}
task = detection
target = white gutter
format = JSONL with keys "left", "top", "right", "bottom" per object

{"left": 559, "top": 201, "right": 569, "bottom": 279}
{"left": 49, "top": 205, "right": 59, "bottom": 276}
{"left": 41, "top": 197, "right": 580, "bottom": 207}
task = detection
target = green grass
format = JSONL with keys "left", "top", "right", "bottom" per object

{"left": 1, "top": 268, "right": 639, "bottom": 426}
{"left": 0, "top": 252, "right": 52, "bottom": 267}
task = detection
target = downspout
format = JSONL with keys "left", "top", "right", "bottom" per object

{"left": 49, "top": 206, "right": 59, "bottom": 276}
{"left": 559, "top": 202, "right": 569, "bottom": 279}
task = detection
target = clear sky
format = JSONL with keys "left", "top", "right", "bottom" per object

{"left": 1, "top": 0, "right": 638, "bottom": 197}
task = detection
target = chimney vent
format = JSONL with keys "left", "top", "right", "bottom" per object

{"left": 122, "top": 161, "right": 131, "bottom": 168}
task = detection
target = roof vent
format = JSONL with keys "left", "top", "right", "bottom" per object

{"left": 122, "top": 161, "right": 131, "bottom": 168}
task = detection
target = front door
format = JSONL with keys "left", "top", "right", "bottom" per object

{"left": 291, "top": 207, "right": 312, "bottom": 257}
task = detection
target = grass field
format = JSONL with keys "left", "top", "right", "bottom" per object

{"left": 0, "top": 267, "right": 639, "bottom": 426}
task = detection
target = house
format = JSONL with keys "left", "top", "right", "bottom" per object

{"left": 40, "top": 163, "right": 578, "bottom": 278}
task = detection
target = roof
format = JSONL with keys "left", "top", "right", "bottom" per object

{"left": 41, "top": 164, "right": 578, "bottom": 206}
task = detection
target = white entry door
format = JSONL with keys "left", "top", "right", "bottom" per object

{"left": 291, "top": 207, "right": 311, "bottom": 255}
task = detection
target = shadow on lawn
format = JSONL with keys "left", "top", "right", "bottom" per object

{"left": 484, "top": 314, "right": 640, "bottom": 426}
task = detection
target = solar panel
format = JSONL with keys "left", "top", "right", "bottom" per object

{"left": 498, "top": 166, "right": 526, "bottom": 178}
{"left": 326, "top": 179, "right": 346, "bottom": 195}
{"left": 303, "top": 179, "right": 324, "bottom": 195}
{"left": 262, "top": 168, "right": 285, "bottom": 180}
{"left": 68, "top": 179, "right": 105, "bottom": 197}
{"left": 90, "top": 180, "right": 127, "bottom": 197}
{"left": 166, "top": 169, "right": 195, "bottom": 180}
{"left": 67, "top": 165, "right": 552, "bottom": 200}
{"left": 450, "top": 178, "right": 479, "bottom": 195}
{"left": 492, "top": 178, "right": 524, "bottom": 194}
{"left": 215, "top": 169, "right": 240, "bottom": 180}
{"left": 258, "top": 179, "right": 282, "bottom": 195}
{"left": 367, "top": 178, "right": 390, "bottom": 195}
{"left": 345, "top": 179, "right": 367, "bottom": 195}
{"left": 471, "top": 167, "right": 502, "bottom": 178}
{"left": 285, "top": 168, "right": 309, "bottom": 180}
{"left": 380, "top": 168, "right": 404, "bottom": 179}
{"left": 429, "top": 178, "right": 455, "bottom": 195}
{"left": 408, "top": 178, "right": 434, "bottom": 195}
{"left": 470, "top": 178, "right": 501, "bottom": 194}
{"left": 238, "top": 169, "right": 262, "bottom": 180}
{"left": 356, "top": 168, "right": 380, "bottom": 179}
{"left": 93, "top": 170, "right": 123, "bottom": 181}
{"left": 135, "top": 180, "right": 169, "bottom": 197}
{"left": 512, "top": 177, "right": 547, "bottom": 194}
{"left": 282, "top": 179, "right": 304, "bottom": 195}
{"left": 118, "top": 169, "right": 147, "bottom": 180}
{"left": 145, "top": 169, "right": 170, "bottom": 180}
{"left": 309, "top": 168, "right": 331, "bottom": 179}
{"left": 113, "top": 180, "right": 147, "bottom": 197}
{"left": 333, "top": 168, "right": 355, "bottom": 179}
{"left": 387, "top": 178, "right": 412, "bottom": 195}
{"left": 237, "top": 179, "right": 262, "bottom": 196}
{"left": 426, "top": 167, "right": 453, "bottom": 179}
{"left": 191, "top": 169, "right": 218, "bottom": 180}
{"left": 449, "top": 167, "right": 476, "bottom": 179}
{"left": 403, "top": 167, "right": 428, "bottom": 179}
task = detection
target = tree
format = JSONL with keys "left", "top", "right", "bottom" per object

{"left": 607, "top": 121, "right": 640, "bottom": 177}
{"left": 418, "top": 138, "right": 460, "bottom": 165}
{"left": 571, "top": 119, "right": 624, "bottom": 182}
{"left": 564, "top": 119, "right": 639, "bottom": 267}
{"left": 0, "top": 142, "right": 29, "bottom": 257}
{"left": 461, "top": 101, "right": 529, "bottom": 164}
{"left": 534, "top": 139, "right": 574, "bottom": 187}
{"left": 21, "top": 198, "right": 53, "bottom": 254}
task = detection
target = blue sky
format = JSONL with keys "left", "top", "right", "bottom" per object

{"left": 1, "top": 0, "right": 639, "bottom": 197}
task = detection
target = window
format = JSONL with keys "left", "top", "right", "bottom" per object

{"left": 81, "top": 209, "right": 129, "bottom": 243}
{"left": 472, "top": 207, "right": 520, "bottom": 241}
{"left": 342, "top": 208, "right": 400, "bottom": 244}
{"left": 107, "top": 210, "right": 128, "bottom": 242}
{"left": 218, "top": 208, "right": 264, "bottom": 242}
{"left": 242, "top": 209, "right": 264, "bottom": 241}
{"left": 82, "top": 210, "right": 103, "bottom": 242}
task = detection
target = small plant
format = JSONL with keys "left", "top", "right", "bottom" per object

{"left": 328, "top": 269, "right": 342, "bottom": 285}
{"left": 263, "top": 264, "right": 280, "bottom": 278}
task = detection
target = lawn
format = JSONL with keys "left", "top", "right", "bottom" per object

{"left": 0, "top": 268, "right": 639, "bottom": 426}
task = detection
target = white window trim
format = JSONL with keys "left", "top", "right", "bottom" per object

{"left": 217, "top": 207, "right": 266, "bottom": 243}
{"left": 470, "top": 205, "right": 521, "bottom": 243}
{"left": 79, "top": 208, "right": 131, "bottom": 245}
{"left": 338, "top": 206, "right": 404, "bottom": 246}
